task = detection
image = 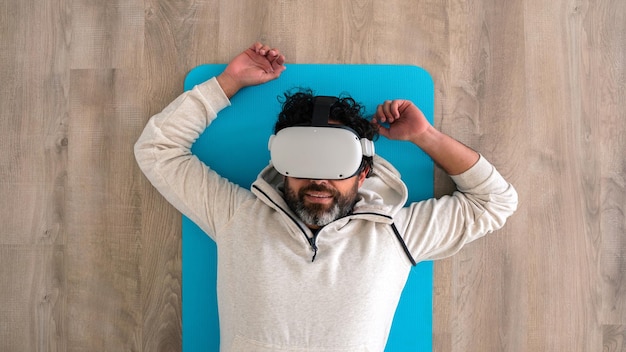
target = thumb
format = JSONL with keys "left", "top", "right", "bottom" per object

{"left": 372, "top": 118, "right": 391, "bottom": 139}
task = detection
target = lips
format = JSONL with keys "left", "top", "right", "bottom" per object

{"left": 304, "top": 191, "right": 333, "bottom": 204}
{"left": 306, "top": 191, "right": 332, "bottom": 198}
{"left": 301, "top": 185, "right": 337, "bottom": 205}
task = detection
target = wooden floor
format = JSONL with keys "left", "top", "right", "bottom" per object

{"left": 1, "top": 0, "right": 624, "bottom": 351}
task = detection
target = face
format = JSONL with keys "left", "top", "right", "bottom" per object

{"left": 283, "top": 170, "right": 368, "bottom": 229}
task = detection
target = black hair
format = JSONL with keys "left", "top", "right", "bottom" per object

{"left": 274, "top": 88, "right": 379, "bottom": 177}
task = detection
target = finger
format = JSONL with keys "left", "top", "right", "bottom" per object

{"left": 250, "top": 42, "right": 263, "bottom": 53}
{"left": 375, "top": 104, "right": 386, "bottom": 123}
{"left": 259, "top": 44, "right": 271, "bottom": 55}
{"left": 265, "top": 48, "right": 285, "bottom": 73}
{"left": 266, "top": 48, "right": 282, "bottom": 63}
{"left": 390, "top": 100, "right": 402, "bottom": 119}
{"left": 271, "top": 54, "right": 286, "bottom": 73}
{"left": 375, "top": 121, "right": 391, "bottom": 139}
{"left": 275, "top": 54, "right": 285, "bottom": 66}
{"left": 252, "top": 44, "right": 275, "bottom": 71}
{"left": 382, "top": 101, "right": 395, "bottom": 122}
{"left": 251, "top": 42, "right": 270, "bottom": 55}
{"left": 267, "top": 47, "right": 280, "bottom": 58}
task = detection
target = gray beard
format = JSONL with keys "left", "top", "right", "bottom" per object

{"left": 284, "top": 181, "right": 357, "bottom": 227}
{"left": 292, "top": 200, "right": 343, "bottom": 227}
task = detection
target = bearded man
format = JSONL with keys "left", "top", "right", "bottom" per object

{"left": 135, "top": 42, "right": 518, "bottom": 352}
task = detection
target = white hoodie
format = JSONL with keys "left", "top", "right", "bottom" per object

{"left": 135, "top": 77, "right": 518, "bottom": 351}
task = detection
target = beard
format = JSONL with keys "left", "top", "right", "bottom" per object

{"left": 284, "top": 179, "right": 359, "bottom": 228}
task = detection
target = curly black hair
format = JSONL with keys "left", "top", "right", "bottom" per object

{"left": 275, "top": 88, "right": 379, "bottom": 177}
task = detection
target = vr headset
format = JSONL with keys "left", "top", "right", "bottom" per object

{"left": 268, "top": 96, "right": 375, "bottom": 180}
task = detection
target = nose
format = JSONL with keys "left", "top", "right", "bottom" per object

{"left": 309, "top": 179, "right": 329, "bottom": 185}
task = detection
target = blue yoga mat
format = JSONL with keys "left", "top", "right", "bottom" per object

{"left": 183, "top": 64, "right": 434, "bottom": 351}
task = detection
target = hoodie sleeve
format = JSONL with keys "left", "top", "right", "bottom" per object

{"left": 134, "top": 77, "right": 254, "bottom": 241}
{"left": 396, "top": 155, "right": 518, "bottom": 262}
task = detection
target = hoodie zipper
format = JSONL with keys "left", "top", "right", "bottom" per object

{"left": 307, "top": 230, "right": 321, "bottom": 262}
{"left": 252, "top": 185, "right": 403, "bottom": 263}
{"left": 253, "top": 185, "right": 319, "bottom": 261}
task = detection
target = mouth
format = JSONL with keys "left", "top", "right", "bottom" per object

{"left": 304, "top": 191, "right": 334, "bottom": 204}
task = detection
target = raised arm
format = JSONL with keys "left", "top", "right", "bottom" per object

{"left": 134, "top": 43, "right": 286, "bottom": 239}
{"left": 373, "top": 99, "right": 518, "bottom": 262}
{"left": 372, "top": 99, "right": 479, "bottom": 175}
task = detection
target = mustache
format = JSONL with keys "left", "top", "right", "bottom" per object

{"left": 299, "top": 183, "right": 339, "bottom": 197}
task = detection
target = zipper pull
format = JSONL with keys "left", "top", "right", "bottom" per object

{"left": 308, "top": 236, "right": 318, "bottom": 262}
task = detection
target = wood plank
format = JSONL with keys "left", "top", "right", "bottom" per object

{"left": 0, "top": 246, "right": 66, "bottom": 352}
{"left": 217, "top": 0, "right": 298, "bottom": 61}
{"left": 592, "top": 0, "right": 626, "bottom": 327}
{"left": 66, "top": 69, "right": 144, "bottom": 350}
{"left": 373, "top": 0, "right": 449, "bottom": 68}
{"left": 0, "top": 0, "right": 70, "bottom": 246}
{"left": 140, "top": 0, "right": 216, "bottom": 349}
{"left": 292, "top": 0, "right": 375, "bottom": 63}
{"left": 70, "top": 0, "right": 144, "bottom": 69}
{"left": 441, "top": 1, "right": 531, "bottom": 351}
{"left": 0, "top": 0, "right": 70, "bottom": 350}
{"left": 521, "top": 0, "right": 603, "bottom": 350}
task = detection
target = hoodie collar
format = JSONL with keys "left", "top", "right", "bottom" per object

{"left": 251, "top": 155, "right": 408, "bottom": 221}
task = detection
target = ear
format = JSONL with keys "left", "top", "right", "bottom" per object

{"left": 357, "top": 165, "right": 370, "bottom": 187}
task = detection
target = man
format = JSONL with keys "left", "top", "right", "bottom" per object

{"left": 135, "top": 42, "right": 518, "bottom": 351}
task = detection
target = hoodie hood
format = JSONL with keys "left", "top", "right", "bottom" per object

{"left": 354, "top": 155, "right": 408, "bottom": 215}
{"left": 251, "top": 155, "right": 409, "bottom": 221}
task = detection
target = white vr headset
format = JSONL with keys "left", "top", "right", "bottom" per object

{"left": 268, "top": 96, "right": 375, "bottom": 180}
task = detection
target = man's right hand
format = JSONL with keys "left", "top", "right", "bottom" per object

{"left": 217, "top": 42, "right": 287, "bottom": 98}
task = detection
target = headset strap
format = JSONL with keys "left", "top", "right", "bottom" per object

{"left": 312, "top": 96, "right": 338, "bottom": 127}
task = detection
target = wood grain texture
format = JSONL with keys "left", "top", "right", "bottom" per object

{"left": 1, "top": 0, "right": 624, "bottom": 351}
{"left": 66, "top": 69, "right": 144, "bottom": 350}
{"left": 70, "top": 0, "right": 144, "bottom": 69}
{"left": 594, "top": 0, "right": 626, "bottom": 327}
{"left": 1, "top": 0, "right": 69, "bottom": 351}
